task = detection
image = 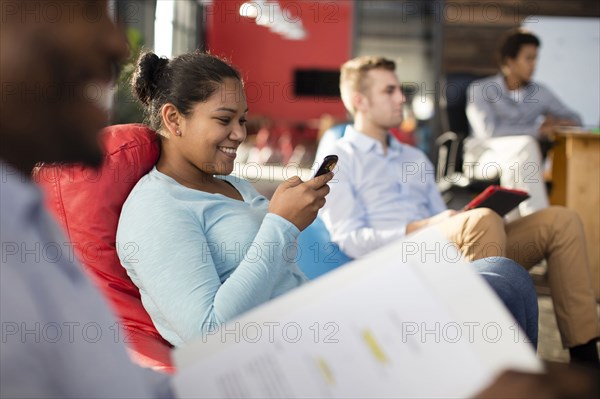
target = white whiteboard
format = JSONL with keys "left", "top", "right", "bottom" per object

{"left": 522, "top": 16, "right": 600, "bottom": 126}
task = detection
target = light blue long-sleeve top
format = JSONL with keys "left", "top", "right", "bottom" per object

{"left": 466, "top": 74, "right": 582, "bottom": 140}
{"left": 319, "top": 125, "right": 447, "bottom": 259}
{"left": 116, "top": 167, "right": 307, "bottom": 346}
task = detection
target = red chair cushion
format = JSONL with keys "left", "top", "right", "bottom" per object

{"left": 34, "top": 123, "right": 174, "bottom": 372}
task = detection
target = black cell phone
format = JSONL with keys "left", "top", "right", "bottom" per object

{"left": 313, "top": 155, "right": 338, "bottom": 178}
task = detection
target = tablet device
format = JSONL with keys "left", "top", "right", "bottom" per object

{"left": 463, "top": 185, "right": 530, "bottom": 217}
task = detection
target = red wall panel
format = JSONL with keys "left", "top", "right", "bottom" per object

{"left": 206, "top": 0, "right": 353, "bottom": 123}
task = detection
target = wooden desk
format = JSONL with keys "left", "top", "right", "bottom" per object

{"left": 550, "top": 129, "right": 600, "bottom": 300}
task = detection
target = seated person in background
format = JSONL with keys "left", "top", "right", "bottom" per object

{"left": 117, "top": 51, "right": 330, "bottom": 346}
{"left": 320, "top": 55, "right": 599, "bottom": 366}
{"left": 117, "top": 51, "right": 538, "bottom": 349}
{"left": 465, "top": 28, "right": 582, "bottom": 216}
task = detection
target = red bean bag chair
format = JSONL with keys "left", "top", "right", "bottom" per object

{"left": 33, "top": 124, "right": 174, "bottom": 373}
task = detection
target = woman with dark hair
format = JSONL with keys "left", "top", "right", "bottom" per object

{"left": 117, "top": 51, "right": 331, "bottom": 346}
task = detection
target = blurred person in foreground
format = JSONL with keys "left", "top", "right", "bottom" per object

{"left": 0, "top": 1, "right": 175, "bottom": 397}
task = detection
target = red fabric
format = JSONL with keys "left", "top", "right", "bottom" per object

{"left": 34, "top": 124, "right": 174, "bottom": 372}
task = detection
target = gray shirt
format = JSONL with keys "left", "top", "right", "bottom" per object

{"left": 466, "top": 74, "right": 581, "bottom": 140}
{"left": 0, "top": 161, "right": 173, "bottom": 398}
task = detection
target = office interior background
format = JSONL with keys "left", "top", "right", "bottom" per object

{"left": 111, "top": 0, "right": 599, "bottom": 160}
{"left": 108, "top": 0, "right": 600, "bottom": 362}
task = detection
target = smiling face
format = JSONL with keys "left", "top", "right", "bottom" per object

{"left": 174, "top": 78, "right": 248, "bottom": 177}
{"left": 359, "top": 69, "right": 406, "bottom": 130}
{"left": 0, "top": 0, "right": 129, "bottom": 171}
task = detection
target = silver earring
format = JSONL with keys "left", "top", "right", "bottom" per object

{"left": 176, "top": 129, "right": 182, "bottom": 136}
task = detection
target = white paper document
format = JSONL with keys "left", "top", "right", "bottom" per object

{"left": 172, "top": 228, "right": 543, "bottom": 398}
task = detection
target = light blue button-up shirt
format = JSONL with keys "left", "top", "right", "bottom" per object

{"left": 319, "top": 126, "right": 447, "bottom": 259}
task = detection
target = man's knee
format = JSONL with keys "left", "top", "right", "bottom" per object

{"left": 514, "top": 135, "right": 540, "bottom": 151}
{"left": 463, "top": 208, "right": 506, "bottom": 257}
{"left": 465, "top": 208, "right": 504, "bottom": 229}
{"left": 481, "top": 257, "right": 533, "bottom": 282}
{"left": 505, "top": 135, "right": 543, "bottom": 165}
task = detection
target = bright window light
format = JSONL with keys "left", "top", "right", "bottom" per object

{"left": 154, "top": 0, "right": 174, "bottom": 58}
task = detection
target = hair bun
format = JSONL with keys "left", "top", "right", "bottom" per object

{"left": 131, "top": 52, "right": 169, "bottom": 106}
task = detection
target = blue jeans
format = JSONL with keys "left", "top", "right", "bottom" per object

{"left": 472, "top": 257, "right": 539, "bottom": 349}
